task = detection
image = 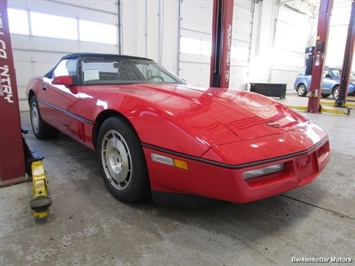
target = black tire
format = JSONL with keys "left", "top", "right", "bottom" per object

{"left": 321, "top": 93, "right": 330, "bottom": 98}
{"left": 297, "top": 84, "right": 307, "bottom": 97}
{"left": 97, "top": 116, "right": 150, "bottom": 202}
{"left": 332, "top": 86, "right": 339, "bottom": 100}
{"left": 29, "top": 96, "right": 59, "bottom": 139}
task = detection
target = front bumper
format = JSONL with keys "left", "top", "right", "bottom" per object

{"left": 143, "top": 137, "right": 330, "bottom": 203}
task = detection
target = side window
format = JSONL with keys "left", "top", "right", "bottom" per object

{"left": 323, "top": 69, "right": 330, "bottom": 78}
{"left": 52, "top": 59, "right": 77, "bottom": 78}
{"left": 331, "top": 69, "right": 341, "bottom": 77}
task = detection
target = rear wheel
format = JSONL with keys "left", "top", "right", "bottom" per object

{"left": 332, "top": 86, "right": 339, "bottom": 100}
{"left": 297, "top": 84, "right": 307, "bottom": 97}
{"left": 97, "top": 116, "right": 150, "bottom": 202}
{"left": 30, "top": 96, "right": 59, "bottom": 139}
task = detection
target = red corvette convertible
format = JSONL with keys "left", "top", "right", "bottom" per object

{"left": 26, "top": 53, "right": 330, "bottom": 204}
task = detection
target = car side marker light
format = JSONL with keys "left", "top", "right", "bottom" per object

{"left": 151, "top": 153, "right": 188, "bottom": 170}
{"left": 173, "top": 159, "right": 189, "bottom": 170}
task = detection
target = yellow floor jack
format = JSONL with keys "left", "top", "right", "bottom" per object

{"left": 29, "top": 161, "right": 52, "bottom": 219}
{"left": 22, "top": 129, "right": 52, "bottom": 219}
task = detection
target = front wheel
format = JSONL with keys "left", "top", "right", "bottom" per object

{"left": 97, "top": 117, "right": 150, "bottom": 202}
{"left": 296, "top": 84, "right": 307, "bottom": 97}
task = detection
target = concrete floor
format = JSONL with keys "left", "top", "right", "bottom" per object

{"left": 1, "top": 95, "right": 354, "bottom": 265}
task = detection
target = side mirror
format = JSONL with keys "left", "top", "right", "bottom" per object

{"left": 52, "top": 75, "right": 73, "bottom": 87}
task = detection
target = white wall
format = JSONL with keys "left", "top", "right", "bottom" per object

{"left": 8, "top": 0, "right": 119, "bottom": 111}
{"left": 326, "top": 0, "right": 354, "bottom": 68}
{"left": 7, "top": 0, "right": 354, "bottom": 111}
{"left": 249, "top": 1, "right": 310, "bottom": 90}
{"left": 178, "top": 0, "right": 213, "bottom": 87}
{"left": 120, "top": 0, "right": 179, "bottom": 73}
{"left": 178, "top": 1, "right": 314, "bottom": 91}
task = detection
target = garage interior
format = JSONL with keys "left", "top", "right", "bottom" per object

{"left": 1, "top": 0, "right": 354, "bottom": 265}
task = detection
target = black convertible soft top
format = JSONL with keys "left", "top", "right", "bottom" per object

{"left": 60, "top": 53, "right": 153, "bottom": 61}
{"left": 44, "top": 53, "right": 154, "bottom": 78}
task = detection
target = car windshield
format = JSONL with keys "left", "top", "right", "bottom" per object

{"left": 80, "top": 57, "right": 186, "bottom": 85}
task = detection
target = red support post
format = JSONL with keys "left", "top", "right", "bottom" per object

{"left": 0, "top": 0, "right": 26, "bottom": 186}
{"left": 210, "top": 0, "right": 234, "bottom": 88}
{"left": 334, "top": 0, "right": 355, "bottom": 107}
{"left": 307, "top": 0, "right": 334, "bottom": 113}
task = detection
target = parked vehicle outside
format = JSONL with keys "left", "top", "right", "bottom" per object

{"left": 294, "top": 66, "right": 355, "bottom": 99}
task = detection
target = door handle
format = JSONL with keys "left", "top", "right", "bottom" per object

{"left": 42, "top": 86, "right": 47, "bottom": 91}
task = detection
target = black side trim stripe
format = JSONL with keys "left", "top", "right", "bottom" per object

{"left": 38, "top": 99, "right": 94, "bottom": 125}
{"left": 142, "top": 136, "right": 329, "bottom": 169}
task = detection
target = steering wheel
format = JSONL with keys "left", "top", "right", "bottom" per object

{"left": 147, "top": 75, "right": 164, "bottom": 82}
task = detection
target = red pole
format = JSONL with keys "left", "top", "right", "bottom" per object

{"left": 0, "top": 0, "right": 26, "bottom": 186}
{"left": 334, "top": 0, "right": 355, "bottom": 107}
{"left": 210, "top": 0, "right": 234, "bottom": 88}
{"left": 307, "top": 0, "right": 333, "bottom": 113}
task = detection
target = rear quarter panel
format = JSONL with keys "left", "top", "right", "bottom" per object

{"left": 294, "top": 76, "right": 311, "bottom": 91}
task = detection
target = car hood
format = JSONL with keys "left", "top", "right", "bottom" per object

{"left": 120, "top": 84, "right": 310, "bottom": 142}
{"left": 85, "top": 83, "right": 327, "bottom": 157}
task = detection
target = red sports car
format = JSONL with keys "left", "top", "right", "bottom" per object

{"left": 26, "top": 53, "right": 330, "bottom": 204}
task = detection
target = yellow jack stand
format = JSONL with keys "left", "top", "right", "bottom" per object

{"left": 30, "top": 160, "right": 52, "bottom": 219}
{"left": 22, "top": 128, "right": 52, "bottom": 220}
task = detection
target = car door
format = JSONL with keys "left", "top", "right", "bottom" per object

{"left": 321, "top": 67, "right": 335, "bottom": 94}
{"left": 36, "top": 58, "right": 82, "bottom": 140}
